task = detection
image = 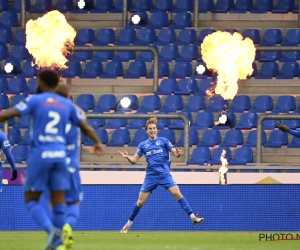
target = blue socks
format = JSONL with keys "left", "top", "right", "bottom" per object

{"left": 178, "top": 197, "right": 193, "bottom": 215}
{"left": 66, "top": 204, "right": 80, "bottom": 229}
{"left": 129, "top": 204, "right": 141, "bottom": 221}
{"left": 26, "top": 201, "right": 53, "bottom": 234}
{"left": 50, "top": 204, "right": 66, "bottom": 230}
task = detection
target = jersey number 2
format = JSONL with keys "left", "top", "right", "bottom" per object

{"left": 45, "top": 111, "right": 60, "bottom": 134}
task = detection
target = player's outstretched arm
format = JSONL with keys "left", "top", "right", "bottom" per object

{"left": 170, "top": 147, "right": 182, "bottom": 158}
{"left": 0, "top": 108, "right": 20, "bottom": 122}
{"left": 274, "top": 121, "right": 300, "bottom": 137}
{"left": 118, "top": 150, "right": 140, "bottom": 164}
{"left": 3, "top": 148, "right": 17, "bottom": 180}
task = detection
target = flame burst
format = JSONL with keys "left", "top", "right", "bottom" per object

{"left": 201, "top": 31, "right": 256, "bottom": 100}
{"left": 25, "top": 10, "right": 76, "bottom": 69}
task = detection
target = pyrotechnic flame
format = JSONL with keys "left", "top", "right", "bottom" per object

{"left": 201, "top": 31, "right": 256, "bottom": 100}
{"left": 25, "top": 10, "right": 76, "bottom": 69}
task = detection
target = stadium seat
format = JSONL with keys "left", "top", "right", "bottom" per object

{"left": 283, "top": 119, "right": 300, "bottom": 130}
{"left": 272, "top": 0, "right": 293, "bottom": 13}
{"left": 0, "top": 94, "right": 9, "bottom": 110}
{"left": 276, "top": 62, "right": 299, "bottom": 79}
{"left": 116, "top": 94, "right": 139, "bottom": 111}
{"left": 160, "top": 45, "right": 179, "bottom": 62}
{"left": 11, "top": 94, "right": 28, "bottom": 107}
{"left": 106, "top": 128, "right": 130, "bottom": 146}
{"left": 0, "top": 0, "right": 9, "bottom": 12}
{"left": 220, "top": 129, "right": 243, "bottom": 147}
{"left": 195, "top": 29, "right": 216, "bottom": 45}
{"left": 84, "top": 129, "right": 108, "bottom": 146}
{"left": 262, "top": 112, "right": 280, "bottom": 130}
{"left": 154, "top": 29, "right": 176, "bottom": 45}
{"left": 174, "top": 78, "right": 198, "bottom": 95}
{"left": 161, "top": 95, "right": 183, "bottom": 112}
{"left": 29, "top": 0, "right": 52, "bottom": 13}
{"left": 230, "top": 0, "right": 252, "bottom": 13}
{"left": 170, "top": 12, "right": 192, "bottom": 29}
{"left": 255, "top": 62, "right": 279, "bottom": 79}
{"left": 94, "top": 94, "right": 117, "bottom": 112}
{"left": 14, "top": 116, "right": 30, "bottom": 128}
{"left": 251, "top": 95, "right": 273, "bottom": 112}
{"left": 136, "top": 45, "right": 158, "bottom": 61}
{"left": 192, "top": 111, "right": 214, "bottom": 129}
{"left": 124, "top": 60, "right": 146, "bottom": 78}
{"left": 11, "top": 29, "right": 26, "bottom": 45}
{"left": 8, "top": 45, "right": 30, "bottom": 61}
{"left": 61, "top": 60, "right": 82, "bottom": 78}
{"left": 90, "top": 0, "right": 113, "bottom": 13}
{"left": 19, "top": 129, "right": 30, "bottom": 145}
{"left": 229, "top": 95, "right": 251, "bottom": 113}
{"left": 100, "top": 61, "right": 123, "bottom": 78}
{"left": 72, "top": 51, "right": 93, "bottom": 61}
{"left": 213, "top": 111, "right": 236, "bottom": 130}
{"left": 87, "top": 118, "right": 105, "bottom": 129}
{"left": 111, "top": 0, "right": 132, "bottom": 13}
{"left": 176, "top": 44, "right": 199, "bottom": 62}
{"left": 235, "top": 112, "right": 258, "bottom": 129}
{"left": 198, "top": 129, "right": 221, "bottom": 147}
{"left": 128, "top": 12, "right": 149, "bottom": 28}
{"left": 2, "top": 60, "right": 21, "bottom": 77}
{"left": 0, "top": 11, "right": 18, "bottom": 27}
{"left": 243, "top": 130, "right": 267, "bottom": 147}
{"left": 169, "top": 111, "right": 193, "bottom": 130}
{"left": 149, "top": 11, "right": 169, "bottom": 29}
{"left": 176, "top": 126, "right": 199, "bottom": 147}
{"left": 175, "top": 29, "right": 196, "bottom": 45}
{"left": 258, "top": 52, "right": 282, "bottom": 62}
{"left": 280, "top": 52, "right": 300, "bottom": 62}
{"left": 8, "top": 128, "right": 21, "bottom": 145}
{"left": 12, "top": 0, "right": 31, "bottom": 12}
{"left": 259, "top": 29, "right": 282, "bottom": 46}
{"left": 74, "top": 29, "right": 95, "bottom": 45}
{"left": 0, "top": 44, "right": 8, "bottom": 59}
{"left": 126, "top": 112, "right": 148, "bottom": 129}
{"left": 0, "top": 78, "right": 8, "bottom": 93}
{"left": 264, "top": 130, "right": 288, "bottom": 148}
{"left": 230, "top": 147, "right": 253, "bottom": 165}
{"left": 5, "top": 78, "right": 27, "bottom": 94}
{"left": 128, "top": 128, "right": 148, "bottom": 146}
{"left": 273, "top": 95, "right": 296, "bottom": 113}
{"left": 281, "top": 29, "right": 300, "bottom": 46}
{"left": 156, "top": 111, "right": 171, "bottom": 129}
{"left": 138, "top": 95, "right": 161, "bottom": 112}
{"left": 55, "top": 0, "right": 73, "bottom": 12}
{"left": 242, "top": 29, "right": 260, "bottom": 44}
{"left": 134, "top": 27, "right": 156, "bottom": 45}
{"left": 211, "top": 0, "right": 234, "bottom": 13}
{"left": 172, "top": 0, "right": 193, "bottom": 12}
{"left": 114, "top": 51, "right": 136, "bottom": 61}
{"left": 115, "top": 28, "right": 136, "bottom": 45}
{"left": 20, "top": 61, "right": 38, "bottom": 78}
{"left": 0, "top": 27, "right": 12, "bottom": 44}
{"left": 287, "top": 135, "right": 300, "bottom": 148}
{"left": 157, "top": 129, "right": 175, "bottom": 145}
{"left": 195, "top": 79, "right": 213, "bottom": 96}
{"left": 151, "top": 0, "right": 172, "bottom": 12}
{"left": 146, "top": 61, "right": 169, "bottom": 78}
{"left": 182, "top": 95, "right": 206, "bottom": 112}
{"left": 156, "top": 78, "right": 177, "bottom": 95}
{"left": 24, "top": 78, "right": 37, "bottom": 95}
{"left": 186, "top": 147, "right": 210, "bottom": 165}
{"left": 208, "top": 147, "right": 231, "bottom": 165}
{"left": 93, "top": 29, "right": 115, "bottom": 46}
{"left": 94, "top": 51, "right": 114, "bottom": 61}
{"left": 0, "top": 117, "right": 14, "bottom": 128}
{"left": 76, "top": 94, "right": 95, "bottom": 112}
{"left": 251, "top": 0, "right": 272, "bottom": 13}
{"left": 199, "top": 0, "right": 214, "bottom": 12}
{"left": 104, "top": 112, "right": 127, "bottom": 128}
{"left": 80, "top": 60, "right": 103, "bottom": 78}
{"left": 10, "top": 145, "right": 28, "bottom": 163}
{"left": 130, "top": 0, "right": 152, "bottom": 11}
{"left": 170, "top": 61, "right": 192, "bottom": 78}
{"left": 206, "top": 95, "right": 228, "bottom": 112}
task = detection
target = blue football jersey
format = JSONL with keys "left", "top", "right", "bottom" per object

{"left": 14, "top": 92, "right": 84, "bottom": 164}
{"left": 136, "top": 137, "right": 174, "bottom": 175}
{"left": 65, "top": 121, "right": 80, "bottom": 170}
{"left": 0, "top": 131, "right": 10, "bottom": 168}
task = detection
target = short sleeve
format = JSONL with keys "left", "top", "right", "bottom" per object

{"left": 164, "top": 137, "right": 174, "bottom": 151}
{"left": 135, "top": 143, "right": 144, "bottom": 157}
{"left": 14, "top": 96, "right": 35, "bottom": 117}
{"left": 69, "top": 103, "right": 84, "bottom": 125}
{"left": 0, "top": 133, "right": 10, "bottom": 150}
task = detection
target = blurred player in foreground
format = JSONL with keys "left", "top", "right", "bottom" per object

{"left": 275, "top": 122, "right": 300, "bottom": 136}
{"left": 0, "top": 131, "right": 18, "bottom": 193}
{"left": 0, "top": 69, "right": 104, "bottom": 250}
{"left": 118, "top": 117, "right": 204, "bottom": 233}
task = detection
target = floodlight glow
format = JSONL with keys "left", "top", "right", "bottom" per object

{"left": 120, "top": 97, "right": 131, "bottom": 108}
{"left": 4, "top": 63, "right": 13, "bottom": 73}
{"left": 132, "top": 15, "right": 141, "bottom": 25}
{"left": 196, "top": 64, "right": 206, "bottom": 74}
{"left": 78, "top": 0, "right": 85, "bottom": 9}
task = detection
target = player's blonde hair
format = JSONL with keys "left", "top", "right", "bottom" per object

{"left": 145, "top": 117, "right": 157, "bottom": 130}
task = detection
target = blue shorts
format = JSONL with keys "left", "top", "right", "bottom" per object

{"left": 24, "top": 162, "right": 70, "bottom": 192}
{"left": 65, "top": 167, "right": 82, "bottom": 203}
{"left": 140, "top": 174, "right": 177, "bottom": 193}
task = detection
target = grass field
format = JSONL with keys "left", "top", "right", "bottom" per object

{"left": 1, "top": 231, "right": 300, "bottom": 250}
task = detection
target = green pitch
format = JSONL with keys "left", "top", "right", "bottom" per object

{"left": 0, "top": 231, "right": 299, "bottom": 250}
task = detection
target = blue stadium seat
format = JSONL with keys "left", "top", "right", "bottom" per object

{"left": 156, "top": 112, "right": 171, "bottom": 129}
{"left": 194, "top": 79, "right": 213, "bottom": 96}
{"left": 264, "top": 130, "right": 288, "bottom": 148}
{"left": 208, "top": 147, "right": 231, "bottom": 165}
{"left": 243, "top": 130, "right": 267, "bottom": 147}
{"left": 104, "top": 112, "right": 127, "bottom": 129}
{"left": 169, "top": 111, "right": 193, "bottom": 130}
{"left": 258, "top": 52, "right": 281, "bottom": 62}
{"left": 195, "top": 29, "right": 216, "bottom": 45}
{"left": 229, "top": 95, "right": 251, "bottom": 113}
{"left": 230, "top": 147, "right": 253, "bottom": 165}
{"left": 146, "top": 61, "right": 169, "bottom": 78}
{"left": 155, "top": 78, "right": 177, "bottom": 95}
{"left": 84, "top": 129, "right": 108, "bottom": 146}
{"left": 24, "top": 78, "right": 37, "bottom": 95}
{"left": 199, "top": 0, "right": 214, "bottom": 12}
{"left": 283, "top": 119, "right": 300, "bottom": 130}
{"left": 116, "top": 94, "right": 139, "bottom": 111}
{"left": 111, "top": 0, "right": 133, "bottom": 13}
{"left": 114, "top": 51, "right": 136, "bottom": 61}
{"left": 29, "top": 0, "right": 52, "bottom": 13}
{"left": 170, "top": 61, "right": 192, "bottom": 78}
{"left": 230, "top": 0, "right": 252, "bottom": 13}
{"left": 136, "top": 45, "right": 158, "bottom": 61}
{"left": 160, "top": 45, "right": 179, "bottom": 62}
{"left": 192, "top": 111, "right": 214, "bottom": 129}
{"left": 186, "top": 147, "right": 210, "bottom": 165}
{"left": 176, "top": 44, "right": 199, "bottom": 62}
{"left": 242, "top": 29, "right": 260, "bottom": 44}
{"left": 76, "top": 94, "right": 95, "bottom": 112}
{"left": 8, "top": 128, "right": 21, "bottom": 145}
{"left": 80, "top": 60, "right": 103, "bottom": 78}
{"left": 0, "top": 78, "right": 8, "bottom": 93}
{"left": 106, "top": 128, "right": 130, "bottom": 146}
{"left": 126, "top": 112, "right": 147, "bottom": 129}
{"left": 94, "top": 51, "right": 114, "bottom": 61}
{"left": 220, "top": 129, "right": 243, "bottom": 147}
{"left": 161, "top": 95, "right": 183, "bottom": 112}
{"left": 251, "top": 95, "right": 273, "bottom": 112}
{"left": 12, "top": 0, "right": 30, "bottom": 12}
{"left": 0, "top": 117, "right": 14, "bottom": 128}
{"left": 115, "top": 28, "right": 136, "bottom": 45}
{"left": 259, "top": 29, "right": 282, "bottom": 46}
{"left": 2, "top": 60, "right": 21, "bottom": 77}
{"left": 198, "top": 129, "right": 221, "bottom": 147}
{"left": 11, "top": 94, "right": 28, "bottom": 107}
{"left": 5, "top": 77, "right": 27, "bottom": 94}
{"left": 94, "top": 94, "right": 117, "bottom": 112}
{"left": 61, "top": 60, "right": 82, "bottom": 78}
{"left": 90, "top": 0, "right": 113, "bottom": 13}
{"left": 281, "top": 29, "right": 300, "bottom": 46}
{"left": 273, "top": 95, "right": 296, "bottom": 113}
{"left": 213, "top": 111, "right": 236, "bottom": 130}
{"left": 100, "top": 61, "right": 123, "bottom": 78}
{"left": 157, "top": 129, "right": 175, "bottom": 145}
{"left": 0, "top": 94, "right": 9, "bottom": 110}
{"left": 9, "top": 45, "right": 30, "bottom": 61}
{"left": 93, "top": 29, "right": 115, "bottom": 45}
{"left": 172, "top": 0, "right": 193, "bottom": 12}
{"left": 149, "top": 12, "right": 169, "bottom": 28}
{"left": 0, "top": 44, "right": 8, "bottom": 59}
{"left": 19, "top": 129, "right": 30, "bottom": 145}
{"left": 277, "top": 62, "right": 299, "bottom": 79}
{"left": 124, "top": 61, "right": 146, "bottom": 78}
{"left": 175, "top": 29, "right": 196, "bottom": 45}
{"left": 235, "top": 112, "right": 258, "bottom": 129}
{"left": 287, "top": 135, "right": 300, "bottom": 148}
{"left": 182, "top": 95, "right": 206, "bottom": 112}
{"left": 0, "top": 11, "right": 18, "bottom": 27}
{"left": 55, "top": 0, "right": 73, "bottom": 12}
{"left": 272, "top": 0, "right": 293, "bottom": 13}
{"left": 154, "top": 29, "right": 176, "bottom": 45}
{"left": 262, "top": 114, "right": 280, "bottom": 130}
{"left": 20, "top": 61, "right": 38, "bottom": 78}
{"left": 138, "top": 95, "right": 161, "bottom": 112}
{"left": 14, "top": 116, "right": 30, "bottom": 128}
{"left": 87, "top": 118, "right": 105, "bottom": 129}
{"left": 0, "top": 27, "right": 12, "bottom": 44}
{"left": 11, "top": 29, "right": 26, "bottom": 45}
{"left": 0, "top": 0, "right": 9, "bottom": 12}
{"left": 128, "top": 128, "right": 148, "bottom": 146}
{"left": 74, "top": 29, "right": 95, "bottom": 46}
{"left": 206, "top": 95, "right": 228, "bottom": 112}
{"left": 211, "top": 0, "right": 234, "bottom": 13}
{"left": 10, "top": 145, "right": 28, "bottom": 163}
{"left": 130, "top": 0, "right": 152, "bottom": 11}
{"left": 128, "top": 12, "right": 149, "bottom": 28}
{"left": 151, "top": 0, "right": 172, "bottom": 12}
{"left": 176, "top": 126, "right": 199, "bottom": 147}
{"left": 133, "top": 27, "right": 156, "bottom": 45}
{"left": 280, "top": 52, "right": 300, "bottom": 62}
{"left": 174, "top": 78, "right": 198, "bottom": 95}
{"left": 255, "top": 62, "right": 279, "bottom": 79}
{"left": 251, "top": 0, "right": 272, "bottom": 13}
{"left": 293, "top": 0, "right": 299, "bottom": 13}
{"left": 170, "top": 12, "right": 192, "bottom": 29}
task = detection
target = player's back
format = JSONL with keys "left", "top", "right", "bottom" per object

{"left": 66, "top": 121, "right": 80, "bottom": 169}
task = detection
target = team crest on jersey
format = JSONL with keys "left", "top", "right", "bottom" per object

{"left": 145, "top": 144, "right": 150, "bottom": 148}
{"left": 156, "top": 141, "right": 160, "bottom": 145}
{"left": 46, "top": 98, "right": 59, "bottom": 103}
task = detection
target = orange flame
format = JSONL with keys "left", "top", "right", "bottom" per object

{"left": 25, "top": 10, "right": 76, "bottom": 69}
{"left": 201, "top": 31, "right": 256, "bottom": 100}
